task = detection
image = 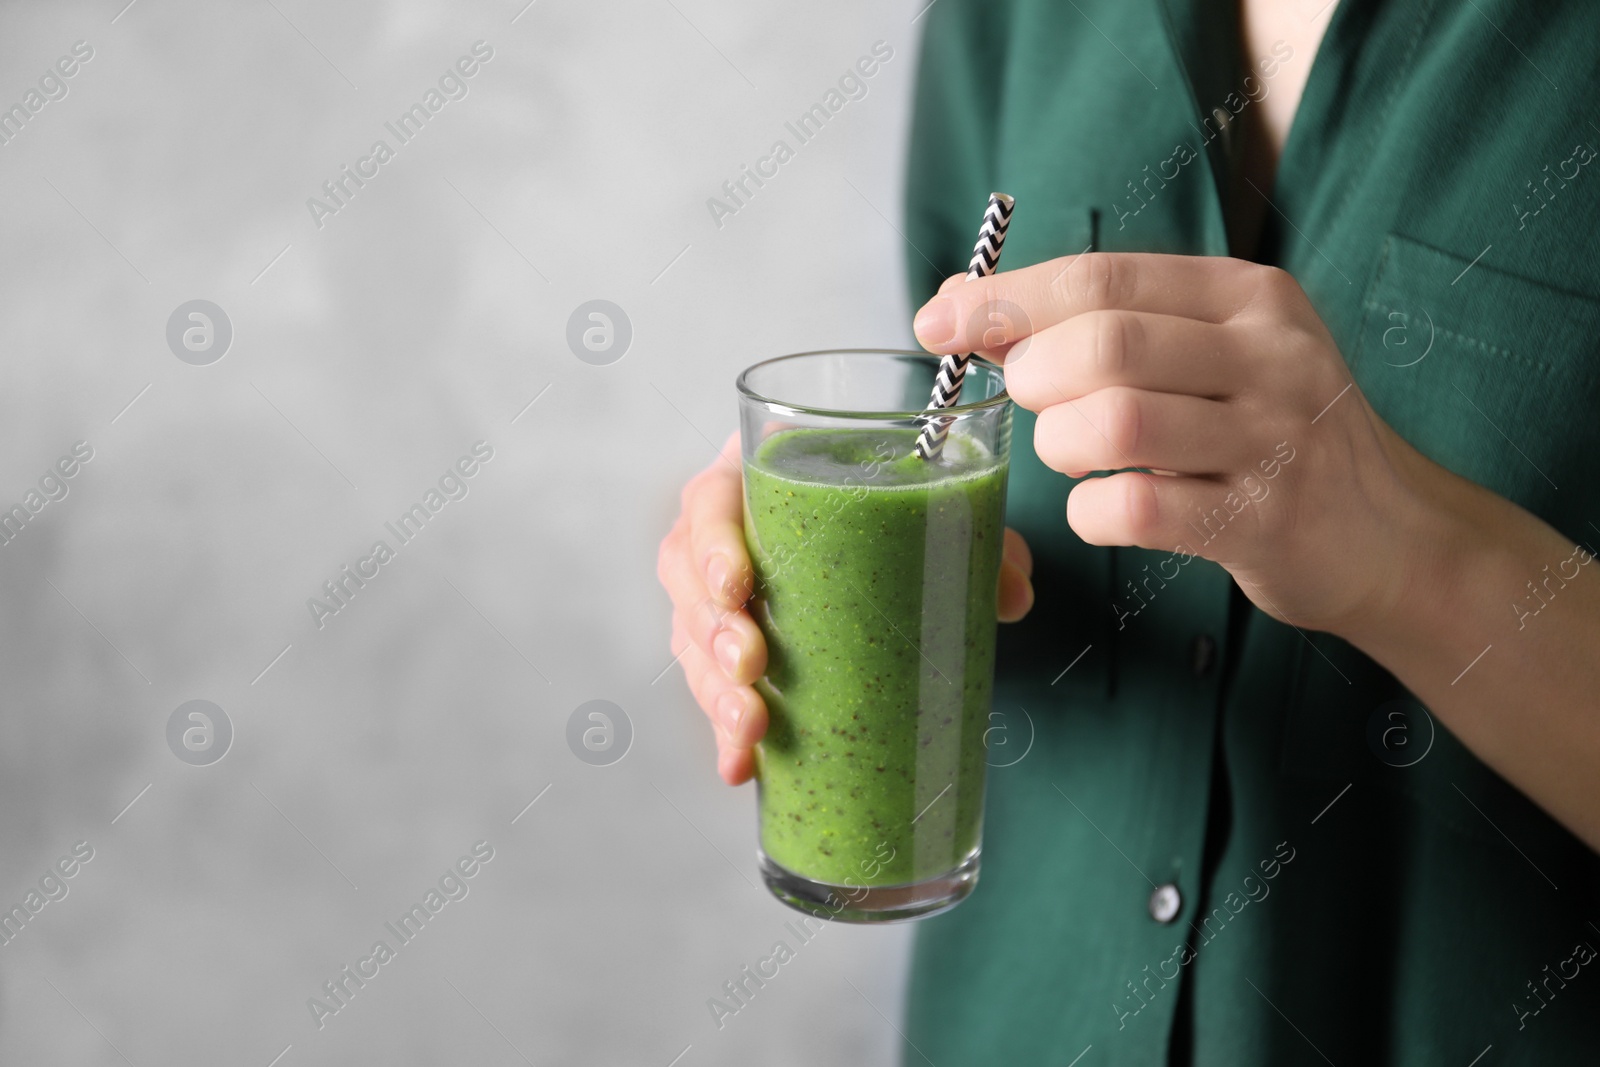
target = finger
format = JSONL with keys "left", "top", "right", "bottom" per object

{"left": 666, "top": 514, "right": 765, "bottom": 679}
{"left": 1004, "top": 311, "right": 1247, "bottom": 410}
{"left": 683, "top": 639, "right": 767, "bottom": 746}
{"left": 681, "top": 641, "right": 768, "bottom": 783}
{"left": 710, "top": 609, "right": 768, "bottom": 687}
{"left": 914, "top": 253, "right": 1280, "bottom": 354}
{"left": 662, "top": 535, "right": 728, "bottom": 655}
{"left": 928, "top": 276, "right": 1020, "bottom": 364}
{"left": 998, "top": 557, "right": 1034, "bottom": 622}
{"left": 676, "top": 614, "right": 760, "bottom": 772}
{"left": 1002, "top": 527, "right": 1033, "bottom": 578}
{"left": 686, "top": 434, "right": 754, "bottom": 609}
{"left": 1066, "top": 470, "right": 1262, "bottom": 560}
{"left": 718, "top": 744, "right": 756, "bottom": 786}
{"left": 658, "top": 519, "right": 702, "bottom": 614}
{"left": 1033, "top": 388, "right": 1243, "bottom": 477}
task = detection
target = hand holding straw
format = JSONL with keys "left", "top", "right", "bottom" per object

{"left": 913, "top": 192, "right": 1016, "bottom": 461}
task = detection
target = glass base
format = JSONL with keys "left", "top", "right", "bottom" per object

{"left": 757, "top": 847, "right": 980, "bottom": 924}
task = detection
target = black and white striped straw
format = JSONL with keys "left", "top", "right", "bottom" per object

{"left": 913, "top": 192, "right": 1016, "bottom": 461}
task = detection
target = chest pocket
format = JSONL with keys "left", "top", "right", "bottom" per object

{"left": 1280, "top": 233, "right": 1600, "bottom": 843}
{"left": 1350, "top": 233, "right": 1600, "bottom": 529}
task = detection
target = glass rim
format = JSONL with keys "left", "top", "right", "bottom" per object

{"left": 736, "top": 348, "right": 1010, "bottom": 420}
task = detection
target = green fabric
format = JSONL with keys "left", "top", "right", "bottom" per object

{"left": 901, "top": 1, "right": 1600, "bottom": 1064}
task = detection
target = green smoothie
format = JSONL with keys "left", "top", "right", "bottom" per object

{"left": 743, "top": 426, "right": 1008, "bottom": 888}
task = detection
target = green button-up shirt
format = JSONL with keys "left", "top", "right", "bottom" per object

{"left": 902, "top": 1, "right": 1600, "bottom": 1063}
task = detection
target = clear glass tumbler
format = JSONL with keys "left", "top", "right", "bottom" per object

{"left": 737, "top": 349, "right": 1012, "bottom": 923}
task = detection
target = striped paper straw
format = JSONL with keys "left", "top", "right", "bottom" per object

{"left": 913, "top": 191, "right": 1016, "bottom": 461}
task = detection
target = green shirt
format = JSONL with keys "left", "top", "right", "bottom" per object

{"left": 902, "top": 1, "right": 1600, "bottom": 1063}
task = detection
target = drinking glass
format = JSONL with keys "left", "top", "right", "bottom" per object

{"left": 737, "top": 349, "right": 1012, "bottom": 923}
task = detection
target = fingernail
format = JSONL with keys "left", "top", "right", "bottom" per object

{"left": 717, "top": 689, "right": 747, "bottom": 736}
{"left": 706, "top": 553, "right": 733, "bottom": 602}
{"left": 713, "top": 629, "right": 743, "bottom": 677}
{"left": 914, "top": 297, "right": 956, "bottom": 346}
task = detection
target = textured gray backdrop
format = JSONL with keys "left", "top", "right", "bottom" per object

{"left": 0, "top": 1, "right": 930, "bottom": 1063}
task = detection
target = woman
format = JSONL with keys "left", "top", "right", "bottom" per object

{"left": 658, "top": 0, "right": 1600, "bottom": 1061}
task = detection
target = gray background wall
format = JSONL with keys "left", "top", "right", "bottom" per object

{"left": 0, "top": 1, "right": 931, "bottom": 1063}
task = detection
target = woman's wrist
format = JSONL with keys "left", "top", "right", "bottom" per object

{"left": 1333, "top": 431, "right": 1554, "bottom": 688}
{"left": 1331, "top": 424, "right": 1491, "bottom": 665}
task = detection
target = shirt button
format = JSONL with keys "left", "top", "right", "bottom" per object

{"left": 1190, "top": 634, "right": 1217, "bottom": 678}
{"left": 1149, "top": 883, "right": 1182, "bottom": 924}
